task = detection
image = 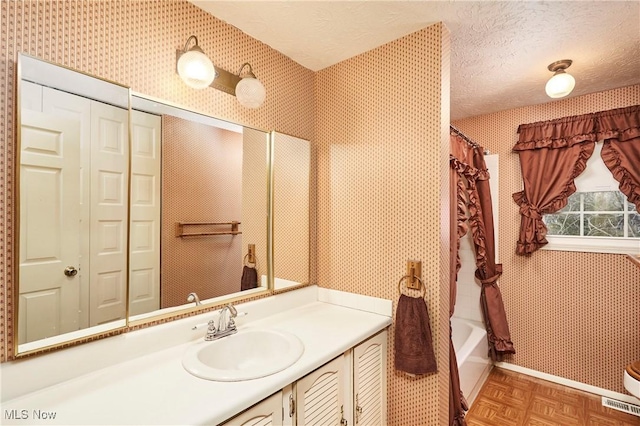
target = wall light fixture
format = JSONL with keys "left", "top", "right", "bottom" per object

{"left": 176, "top": 36, "right": 217, "bottom": 89}
{"left": 545, "top": 59, "right": 576, "bottom": 98}
{"left": 176, "top": 36, "right": 266, "bottom": 108}
{"left": 235, "top": 63, "right": 266, "bottom": 109}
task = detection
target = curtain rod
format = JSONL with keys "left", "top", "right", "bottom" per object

{"left": 450, "top": 125, "right": 490, "bottom": 154}
{"left": 450, "top": 125, "right": 480, "bottom": 148}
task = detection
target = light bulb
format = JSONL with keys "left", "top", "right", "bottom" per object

{"left": 235, "top": 76, "right": 266, "bottom": 108}
{"left": 177, "top": 49, "right": 216, "bottom": 89}
{"left": 545, "top": 71, "right": 575, "bottom": 98}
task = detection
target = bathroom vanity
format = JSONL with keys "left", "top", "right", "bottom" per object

{"left": 223, "top": 330, "right": 387, "bottom": 426}
{"left": 0, "top": 286, "right": 392, "bottom": 425}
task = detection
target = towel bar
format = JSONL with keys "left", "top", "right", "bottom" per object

{"left": 176, "top": 221, "right": 241, "bottom": 237}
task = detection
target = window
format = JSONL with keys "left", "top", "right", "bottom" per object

{"left": 542, "top": 142, "right": 640, "bottom": 254}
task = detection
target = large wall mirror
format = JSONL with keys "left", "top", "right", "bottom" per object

{"left": 15, "top": 53, "right": 310, "bottom": 356}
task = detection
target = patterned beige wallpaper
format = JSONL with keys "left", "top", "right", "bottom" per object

{"left": 453, "top": 84, "right": 640, "bottom": 395}
{"left": 273, "top": 132, "right": 311, "bottom": 285}
{"left": 315, "top": 24, "right": 450, "bottom": 425}
{"left": 241, "top": 127, "right": 270, "bottom": 290}
{"left": 0, "top": 0, "right": 314, "bottom": 361}
{"left": 161, "top": 115, "right": 244, "bottom": 307}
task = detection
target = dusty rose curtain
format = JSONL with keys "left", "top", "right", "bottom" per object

{"left": 468, "top": 149, "right": 515, "bottom": 361}
{"left": 449, "top": 154, "right": 468, "bottom": 426}
{"left": 449, "top": 130, "right": 515, "bottom": 425}
{"left": 514, "top": 105, "right": 640, "bottom": 255}
{"left": 513, "top": 117, "right": 597, "bottom": 255}
{"left": 598, "top": 106, "right": 640, "bottom": 213}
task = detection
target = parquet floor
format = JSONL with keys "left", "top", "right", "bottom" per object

{"left": 465, "top": 368, "right": 640, "bottom": 426}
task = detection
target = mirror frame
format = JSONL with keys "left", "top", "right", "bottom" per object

{"left": 13, "top": 53, "right": 289, "bottom": 357}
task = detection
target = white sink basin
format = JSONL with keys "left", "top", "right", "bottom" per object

{"left": 182, "top": 328, "right": 304, "bottom": 381}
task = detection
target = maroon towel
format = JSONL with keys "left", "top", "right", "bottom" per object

{"left": 241, "top": 265, "right": 258, "bottom": 291}
{"left": 394, "top": 294, "right": 437, "bottom": 375}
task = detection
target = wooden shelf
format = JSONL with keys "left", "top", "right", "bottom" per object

{"left": 176, "top": 221, "right": 241, "bottom": 237}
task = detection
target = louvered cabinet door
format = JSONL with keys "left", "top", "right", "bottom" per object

{"left": 222, "top": 391, "right": 283, "bottom": 426}
{"left": 296, "top": 355, "right": 346, "bottom": 426}
{"left": 353, "top": 331, "right": 387, "bottom": 426}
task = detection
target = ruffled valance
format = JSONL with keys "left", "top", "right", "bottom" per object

{"left": 515, "top": 114, "right": 598, "bottom": 151}
{"left": 596, "top": 105, "right": 640, "bottom": 141}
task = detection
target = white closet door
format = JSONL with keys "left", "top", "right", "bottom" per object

{"left": 129, "top": 110, "right": 161, "bottom": 316}
{"left": 353, "top": 331, "right": 387, "bottom": 426}
{"left": 18, "top": 109, "right": 81, "bottom": 343}
{"left": 296, "top": 355, "right": 346, "bottom": 426}
{"left": 89, "top": 101, "right": 128, "bottom": 326}
{"left": 42, "top": 86, "right": 92, "bottom": 329}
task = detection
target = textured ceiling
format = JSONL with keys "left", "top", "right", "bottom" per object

{"left": 191, "top": 1, "right": 640, "bottom": 120}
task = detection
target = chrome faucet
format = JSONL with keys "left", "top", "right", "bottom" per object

{"left": 186, "top": 292, "right": 201, "bottom": 306}
{"left": 204, "top": 304, "right": 240, "bottom": 341}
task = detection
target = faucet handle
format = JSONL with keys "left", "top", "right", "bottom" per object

{"left": 228, "top": 310, "right": 249, "bottom": 329}
{"left": 204, "top": 319, "right": 217, "bottom": 341}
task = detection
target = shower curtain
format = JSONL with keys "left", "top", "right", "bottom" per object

{"left": 449, "top": 128, "right": 515, "bottom": 425}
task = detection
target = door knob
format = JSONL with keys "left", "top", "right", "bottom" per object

{"left": 64, "top": 266, "right": 78, "bottom": 277}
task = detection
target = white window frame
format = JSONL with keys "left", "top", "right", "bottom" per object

{"left": 541, "top": 142, "right": 640, "bottom": 255}
{"left": 543, "top": 235, "right": 640, "bottom": 255}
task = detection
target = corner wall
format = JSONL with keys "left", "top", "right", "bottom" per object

{"left": 315, "top": 24, "right": 451, "bottom": 425}
{"left": 453, "top": 84, "right": 640, "bottom": 394}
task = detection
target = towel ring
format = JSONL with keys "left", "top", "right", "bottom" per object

{"left": 243, "top": 253, "right": 256, "bottom": 267}
{"left": 397, "top": 275, "right": 426, "bottom": 298}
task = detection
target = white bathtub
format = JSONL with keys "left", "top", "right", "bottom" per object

{"left": 451, "top": 317, "right": 492, "bottom": 405}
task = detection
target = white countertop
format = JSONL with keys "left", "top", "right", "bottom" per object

{"left": 0, "top": 287, "right": 392, "bottom": 425}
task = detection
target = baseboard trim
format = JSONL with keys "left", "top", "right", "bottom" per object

{"left": 494, "top": 362, "right": 640, "bottom": 406}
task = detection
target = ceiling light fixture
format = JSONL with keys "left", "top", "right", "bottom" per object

{"left": 545, "top": 59, "right": 576, "bottom": 99}
{"left": 234, "top": 63, "right": 266, "bottom": 109}
{"left": 176, "top": 36, "right": 217, "bottom": 89}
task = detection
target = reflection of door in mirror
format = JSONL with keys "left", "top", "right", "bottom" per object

{"left": 19, "top": 81, "right": 128, "bottom": 347}
{"left": 128, "top": 111, "right": 162, "bottom": 316}
{"left": 125, "top": 95, "right": 270, "bottom": 322}
{"left": 272, "top": 132, "right": 310, "bottom": 289}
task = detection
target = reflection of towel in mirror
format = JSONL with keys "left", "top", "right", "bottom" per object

{"left": 394, "top": 294, "right": 437, "bottom": 375}
{"left": 241, "top": 265, "right": 258, "bottom": 291}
